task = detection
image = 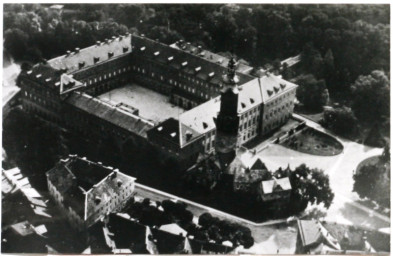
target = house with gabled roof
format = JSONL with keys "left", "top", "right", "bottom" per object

{"left": 46, "top": 155, "right": 136, "bottom": 231}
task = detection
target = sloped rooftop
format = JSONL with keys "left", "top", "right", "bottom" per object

{"left": 48, "top": 34, "right": 132, "bottom": 74}
{"left": 66, "top": 92, "right": 154, "bottom": 138}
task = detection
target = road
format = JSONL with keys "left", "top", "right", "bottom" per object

{"left": 257, "top": 114, "right": 389, "bottom": 230}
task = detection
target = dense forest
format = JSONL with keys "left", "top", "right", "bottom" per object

{"left": 3, "top": 4, "right": 390, "bottom": 144}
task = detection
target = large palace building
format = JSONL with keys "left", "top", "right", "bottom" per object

{"left": 18, "top": 33, "right": 297, "bottom": 167}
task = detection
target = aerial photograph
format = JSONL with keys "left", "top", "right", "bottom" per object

{"left": 2, "top": 3, "right": 390, "bottom": 254}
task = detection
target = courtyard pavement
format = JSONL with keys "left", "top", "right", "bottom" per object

{"left": 98, "top": 84, "right": 185, "bottom": 123}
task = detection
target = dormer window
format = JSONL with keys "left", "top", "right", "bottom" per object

{"left": 250, "top": 98, "right": 255, "bottom": 104}
{"left": 123, "top": 47, "right": 129, "bottom": 53}
{"left": 27, "top": 70, "right": 33, "bottom": 75}
{"left": 170, "top": 132, "right": 176, "bottom": 137}
{"left": 45, "top": 78, "right": 52, "bottom": 82}
{"left": 185, "top": 131, "right": 193, "bottom": 141}
{"left": 36, "top": 74, "right": 42, "bottom": 78}
{"left": 274, "top": 86, "right": 280, "bottom": 93}
{"left": 93, "top": 57, "right": 100, "bottom": 63}
{"left": 108, "top": 51, "right": 114, "bottom": 58}
{"left": 157, "top": 126, "right": 163, "bottom": 131}
{"left": 241, "top": 102, "right": 246, "bottom": 108}
{"left": 181, "top": 61, "right": 188, "bottom": 67}
{"left": 195, "top": 66, "right": 201, "bottom": 72}
{"left": 202, "top": 122, "right": 208, "bottom": 129}
{"left": 267, "top": 90, "right": 273, "bottom": 96}
{"left": 208, "top": 72, "right": 215, "bottom": 78}
{"left": 168, "top": 56, "right": 174, "bottom": 62}
{"left": 78, "top": 61, "right": 85, "bottom": 69}
{"left": 280, "top": 83, "right": 286, "bottom": 89}
{"left": 154, "top": 51, "right": 160, "bottom": 56}
{"left": 140, "top": 46, "right": 146, "bottom": 52}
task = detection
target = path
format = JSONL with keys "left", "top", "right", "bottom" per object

{"left": 257, "top": 114, "right": 389, "bottom": 230}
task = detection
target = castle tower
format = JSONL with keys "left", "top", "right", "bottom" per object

{"left": 215, "top": 57, "right": 240, "bottom": 170}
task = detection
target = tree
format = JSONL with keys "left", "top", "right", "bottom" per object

{"left": 351, "top": 70, "right": 390, "bottom": 123}
{"left": 293, "top": 74, "right": 329, "bottom": 111}
{"left": 353, "top": 162, "right": 390, "bottom": 207}
{"left": 291, "top": 164, "right": 335, "bottom": 209}
{"left": 322, "top": 106, "right": 358, "bottom": 137}
{"left": 4, "top": 28, "right": 29, "bottom": 60}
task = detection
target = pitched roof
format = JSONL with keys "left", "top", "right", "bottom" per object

{"left": 259, "top": 75, "right": 298, "bottom": 102}
{"left": 131, "top": 35, "right": 254, "bottom": 86}
{"left": 46, "top": 156, "right": 135, "bottom": 219}
{"left": 158, "top": 223, "right": 187, "bottom": 236}
{"left": 169, "top": 41, "right": 254, "bottom": 75}
{"left": 261, "top": 177, "right": 291, "bottom": 194}
{"left": 297, "top": 220, "right": 323, "bottom": 247}
{"left": 66, "top": 92, "right": 154, "bottom": 138}
{"left": 147, "top": 118, "right": 202, "bottom": 148}
{"left": 48, "top": 34, "right": 132, "bottom": 74}
{"left": 179, "top": 96, "right": 220, "bottom": 136}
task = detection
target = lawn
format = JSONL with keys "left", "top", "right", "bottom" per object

{"left": 280, "top": 127, "right": 343, "bottom": 156}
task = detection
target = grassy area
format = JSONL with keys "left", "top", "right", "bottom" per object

{"left": 280, "top": 127, "right": 343, "bottom": 156}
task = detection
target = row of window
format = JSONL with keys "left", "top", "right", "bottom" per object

{"left": 85, "top": 66, "right": 131, "bottom": 86}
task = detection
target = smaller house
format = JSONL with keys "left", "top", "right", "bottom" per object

{"left": 296, "top": 220, "right": 390, "bottom": 254}
{"left": 233, "top": 158, "right": 271, "bottom": 193}
{"left": 46, "top": 155, "right": 136, "bottom": 230}
{"left": 258, "top": 177, "right": 292, "bottom": 203}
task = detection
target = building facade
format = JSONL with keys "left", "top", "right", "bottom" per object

{"left": 46, "top": 155, "right": 136, "bottom": 231}
{"left": 18, "top": 33, "right": 298, "bottom": 168}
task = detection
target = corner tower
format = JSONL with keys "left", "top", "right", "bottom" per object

{"left": 215, "top": 57, "right": 240, "bottom": 170}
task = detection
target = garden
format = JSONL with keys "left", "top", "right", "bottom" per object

{"left": 280, "top": 127, "right": 343, "bottom": 156}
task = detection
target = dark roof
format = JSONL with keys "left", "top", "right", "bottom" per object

{"left": 251, "top": 158, "right": 267, "bottom": 170}
{"left": 107, "top": 214, "right": 149, "bottom": 254}
{"left": 23, "top": 63, "right": 61, "bottom": 89}
{"left": 131, "top": 35, "right": 254, "bottom": 86}
{"left": 148, "top": 118, "right": 202, "bottom": 148}
{"left": 66, "top": 92, "right": 154, "bottom": 138}
{"left": 46, "top": 156, "right": 115, "bottom": 218}
{"left": 87, "top": 222, "right": 112, "bottom": 254}
{"left": 151, "top": 228, "right": 185, "bottom": 254}
{"left": 189, "top": 239, "right": 233, "bottom": 254}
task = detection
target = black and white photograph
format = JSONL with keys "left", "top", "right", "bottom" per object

{"left": 2, "top": 2, "right": 391, "bottom": 254}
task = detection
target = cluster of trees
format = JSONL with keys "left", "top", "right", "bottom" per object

{"left": 321, "top": 70, "right": 389, "bottom": 144}
{"left": 124, "top": 198, "right": 254, "bottom": 248}
{"left": 289, "top": 164, "right": 335, "bottom": 211}
{"left": 197, "top": 212, "right": 254, "bottom": 248}
{"left": 125, "top": 198, "right": 193, "bottom": 228}
{"left": 353, "top": 146, "right": 390, "bottom": 208}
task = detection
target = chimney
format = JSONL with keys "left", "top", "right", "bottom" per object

{"left": 75, "top": 47, "right": 80, "bottom": 53}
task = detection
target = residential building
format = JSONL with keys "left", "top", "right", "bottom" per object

{"left": 46, "top": 155, "right": 136, "bottom": 230}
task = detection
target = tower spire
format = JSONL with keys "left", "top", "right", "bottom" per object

{"left": 222, "top": 56, "right": 239, "bottom": 87}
